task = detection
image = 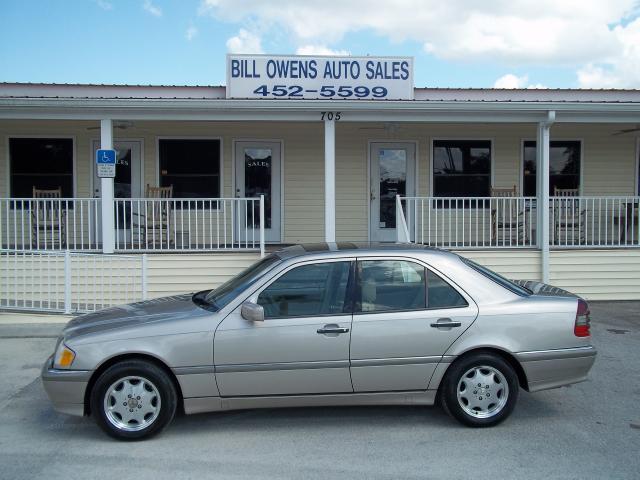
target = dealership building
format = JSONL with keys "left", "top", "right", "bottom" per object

{"left": 1, "top": 55, "right": 640, "bottom": 312}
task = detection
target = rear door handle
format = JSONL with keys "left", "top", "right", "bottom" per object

{"left": 430, "top": 318, "right": 462, "bottom": 329}
{"left": 317, "top": 324, "right": 350, "bottom": 335}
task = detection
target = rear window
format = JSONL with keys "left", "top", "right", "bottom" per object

{"left": 460, "top": 257, "right": 531, "bottom": 297}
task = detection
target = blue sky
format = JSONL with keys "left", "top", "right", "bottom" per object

{"left": 1, "top": 0, "right": 639, "bottom": 88}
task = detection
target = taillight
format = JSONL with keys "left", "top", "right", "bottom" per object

{"left": 574, "top": 298, "right": 591, "bottom": 337}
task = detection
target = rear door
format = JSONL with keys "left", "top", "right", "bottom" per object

{"left": 214, "top": 258, "right": 355, "bottom": 396}
{"left": 349, "top": 257, "right": 478, "bottom": 392}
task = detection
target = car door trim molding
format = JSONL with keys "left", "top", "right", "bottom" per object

{"left": 215, "top": 360, "right": 350, "bottom": 373}
{"left": 173, "top": 366, "right": 216, "bottom": 375}
{"left": 350, "top": 355, "right": 444, "bottom": 368}
{"left": 515, "top": 346, "right": 597, "bottom": 362}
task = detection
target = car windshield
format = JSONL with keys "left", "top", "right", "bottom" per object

{"left": 459, "top": 257, "right": 532, "bottom": 297}
{"left": 202, "top": 254, "right": 281, "bottom": 310}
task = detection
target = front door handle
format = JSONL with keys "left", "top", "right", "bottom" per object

{"left": 317, "top": 324, "right": 350, "bottom": 335}
{"left": 430, "top": 318, "right": 462, "bottom": 329}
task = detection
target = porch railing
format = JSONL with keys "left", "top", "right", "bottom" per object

{"left": 1, "top": 196, "right": 265, "bottom": 254}
{"left": 0, "top": 198, "right": 101, "bottom": 251}
{"left": 397, "top": 196, "right": 537, "bottom": 248}
{"left": 397, "top": 196, "right": 640, "bottom": 249}
{"left": 112, "top": 197, "right": 264, "bottom": 252}
{"left": 550, "top": 196, "right": 640, "bottom": 248}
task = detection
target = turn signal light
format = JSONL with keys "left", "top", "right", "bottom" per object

{"left": 574, "top": 299, "right": 591, "bottom": 337}
{"left": 55, "top": 345, "right": 76, "bottom": 368}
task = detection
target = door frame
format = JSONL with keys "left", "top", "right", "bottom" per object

{"left": 367, "top": 140, "right": 419, "bottom": 242}
{"left": 89, "top": 138, "right": 145, "bottom": 198}
{"left": 232, "top": 138, "right": 285, "bottom": 243}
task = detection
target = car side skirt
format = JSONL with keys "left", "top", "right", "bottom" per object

{"left": 183, "top": 390, "right": 438, "bottom": 415}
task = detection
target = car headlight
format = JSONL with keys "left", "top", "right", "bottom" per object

{"left": 53, "top": 341, "right": 76, "bottom": 369}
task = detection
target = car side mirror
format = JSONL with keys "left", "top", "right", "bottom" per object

{"left": 241, "top": 301, "right": 264, "bottom": 322}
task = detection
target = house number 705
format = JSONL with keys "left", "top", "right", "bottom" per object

{"left": 321, "top": 111, "right": 341, "bottom": 121}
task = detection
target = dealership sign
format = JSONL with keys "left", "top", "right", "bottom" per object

{"left": 227, "top": 54, "right": 413, "bottom": 100}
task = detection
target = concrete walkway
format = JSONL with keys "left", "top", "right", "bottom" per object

{"left": 0, "top": 312, "right": 72, "bottom": 324}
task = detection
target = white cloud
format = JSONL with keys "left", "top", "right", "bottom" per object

{"left": 200, "top": 0, "right": 640, "bottom": 88}
{"left": 494, "top": 74, "right": 527, "bottom": 89}
{"left": 493, "top": 73, "right": 547, "bottom": 89}
{"left": 226, "top": 29, "right": 263, "bottom": 54}
{"left": 577, "top": 17, "right": 640, "bottom": 88}
{"left": 186, "top": 26, "right": 198, "bottom": 41}
{"left": 295, "top": 45, "right": 350, "bottom": 56}
{"left": 95, "top": 0, "right": 112, "bottom": 10}
{"left": 143, "top": 0, "right": 162, "bottom": 17}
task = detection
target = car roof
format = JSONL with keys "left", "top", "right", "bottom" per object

{"left": 273, "top": 242, "right": 459, "bottom": 262}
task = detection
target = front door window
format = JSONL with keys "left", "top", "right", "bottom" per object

{"left": 235, "top": 141, "right": 281, "bottom": 243}
{"left": 370, "top": 143, "right": 415, "bottom": 242}
{"left": 244, "top": 148, "right": 272, "bottom": 229}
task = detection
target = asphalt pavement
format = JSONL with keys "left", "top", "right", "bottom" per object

{"left": 0, "top": 302, "right": 638, "bottom": 480}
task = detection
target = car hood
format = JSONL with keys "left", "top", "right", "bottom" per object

{"left": 512, "top": 280, "right": 578, "bottom": 298}
{"left": 63, "top": 294, "right": 210, "bottom": 340}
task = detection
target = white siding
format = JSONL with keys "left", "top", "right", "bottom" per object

{"left": 549, "top": 249, "right": 640, "bottom": 300}
{"left": 146, "top": 252, "right": 260, "bottom": 298}
{"left": 452, "top": 249, "right": 541, "bottom": 281}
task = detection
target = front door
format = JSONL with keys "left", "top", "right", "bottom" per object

{"left": 234, "top": 141, "right": 281, "bottom": 243}
{"left": 92, "top": 140, "right": 142, "bottom": 242}
{"left": 214, "top": 259, "right": 353, "bottom": 396}
{"left": 370, "top": 143, "right": 416, "bottom": 242}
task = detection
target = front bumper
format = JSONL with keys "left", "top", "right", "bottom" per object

{"left": 516, "top": 345, "right": 597, "bottom": 392}
{"left": 41, "top": 356, "right": 91, "bottom": 416}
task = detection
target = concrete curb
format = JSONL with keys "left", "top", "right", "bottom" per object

{"left": 0, "top": 312, "right": 72, "bottom": 325}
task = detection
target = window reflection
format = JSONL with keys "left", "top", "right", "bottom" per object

{"left": 378, "top": 149, "right": 407, "bottom": 229}
{"left": 245, "top": 148, "right": 272, "bottom": 229}
{"left": 523, "top": 141, "right": 581, "bottom": 195}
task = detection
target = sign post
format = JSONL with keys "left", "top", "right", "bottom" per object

{"left": 99, "top": 119, "right": 115, "bottom": 253}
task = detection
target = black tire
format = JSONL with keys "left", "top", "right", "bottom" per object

{"left": 440, "top": 352, "right": 519, "bottom": 428}
{"left": 90, "top": 360, "right": 177, "bottom": 440}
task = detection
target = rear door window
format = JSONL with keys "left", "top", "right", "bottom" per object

{"left": 356, "top": 260, "right": 426, "bottom": 312}
{"left": 427, "top": 270, "right": 468, "bottom": 308}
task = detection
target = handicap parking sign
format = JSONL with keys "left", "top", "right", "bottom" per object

{"left": 96, "top": 149, "right": 116, "bottom": 178}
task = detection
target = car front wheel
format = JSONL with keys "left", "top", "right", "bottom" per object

{"left": 441, "top": 353, "right": 519, "bottom": 427}
{"left": 90, "top": 360, "right": 177, "bottom": 440}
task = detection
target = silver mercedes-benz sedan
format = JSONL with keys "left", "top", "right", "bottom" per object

{"left": 42, "top": 243, "right": 596, "bottom": 440}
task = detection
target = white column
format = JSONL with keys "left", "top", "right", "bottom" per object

{"left": 537, "top": 111, "right": 555, "bottom": 283}
{"left": 324, "top": 118, "right": 336, "bottom": 243}
{"left": 100, "top": 119, "right": 115, "bottom": 254}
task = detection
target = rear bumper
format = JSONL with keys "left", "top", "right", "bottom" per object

{"left": 41, "top": 356, "right": 91, "bottom": 416}
{"left": 516, "top": 346, "right": 597, "bottom": 392}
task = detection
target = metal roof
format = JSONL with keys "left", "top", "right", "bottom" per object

{"left": 1, "top": 82, "right": 639, "bottom": 103}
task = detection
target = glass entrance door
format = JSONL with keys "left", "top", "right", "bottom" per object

{"left": 234, "top": 141, "right": 281, "bottom": 243}
{"left": 92, "top": 140, "right": 142, "bottom": 242}
{"left": 370, "top": 143, "right": 415, "bottom": 242}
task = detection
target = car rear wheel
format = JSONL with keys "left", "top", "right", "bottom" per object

{"left": 440, "top": 353, "right": 519, "bottom": 427}
{"left": 90, "top": 360, "right": 177, "bottom": 440}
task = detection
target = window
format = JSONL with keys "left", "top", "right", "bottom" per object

{"left": 158, "top": 139, "right": 220, "bottom": 198}
{"left": 357, "top": 260, "right": 426, "bottom": 312}
{"left": 433, "top": 140, "right": 491, "bottom": 198}
{"left": 523, "top": 141, "right": 581, "bottom": 196}
{"left": 427, "top": 270, "right": 468, "bottom": 308}
{"left": 9, "top": 138, "right": 73, "bottom": 197}
{"left": 257, "top": 262, "right": 352, "bottom": 319}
